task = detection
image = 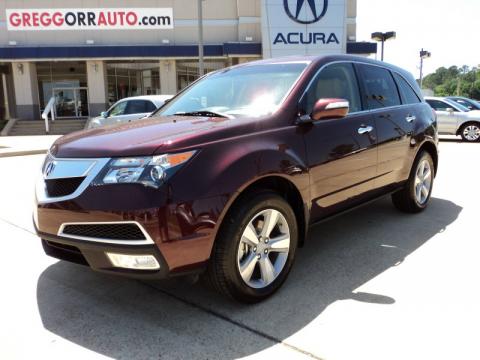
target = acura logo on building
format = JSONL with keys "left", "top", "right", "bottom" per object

{"left": 284, "top": 0, "right": 329, "bottom": 24}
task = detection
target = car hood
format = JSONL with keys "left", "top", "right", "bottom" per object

{"left": 50, "top": 115, "right": 264, "bottom": 158}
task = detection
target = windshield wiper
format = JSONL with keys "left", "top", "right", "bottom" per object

{"left": 173, "top": 111, "right": 233, "bottom": 119}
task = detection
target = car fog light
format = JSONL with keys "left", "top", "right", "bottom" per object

{"left": 106, "top": 252, "right": 160, "bottom": 270}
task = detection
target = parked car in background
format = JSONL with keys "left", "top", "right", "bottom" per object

{"left": 425, "top": 96, "right": 480, "bottom": 142}
{"left": 447, "top": 96, "right": 480, "bottom": 111}
{"left": 35, "top": 55, "right": 438, "bottom": 303}
{"left": 86, "top": 95, "right": 173, "bottom": 129}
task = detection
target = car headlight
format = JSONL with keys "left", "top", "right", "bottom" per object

{"left": 93, "top": 150, "right": 196, "bottom": 188}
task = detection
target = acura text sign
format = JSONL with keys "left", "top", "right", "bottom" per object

{"left": 261, "top": 0, "right": 346, "bottom": 58}
{"left": 6, "top": 8, "right": 173, "bottom": 31}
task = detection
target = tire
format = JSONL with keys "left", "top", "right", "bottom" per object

{"left": 207, "top": 190, "right": 298, "bottom": 303}
{"left": 459, "top": 122, "right": 480, "bottom": 142}
{"left": 391, "top": 151, "right": 434, "bottom": 213}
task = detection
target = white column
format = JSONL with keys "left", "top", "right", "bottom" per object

{"left": 86, "top": 60, "right": 108, "bottom": 116}
{"left": 12, "top": 62, "right": 40, "bottom": 120}
{"left": 159, "top": 60, "right": 177, "bottom": 95}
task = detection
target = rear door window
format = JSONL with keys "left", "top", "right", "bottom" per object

{"left": 393, "top": 73, "right": 421, "bottom": 105}
{"left": 358, "top": 64, "right": 401, "bottom": 109}
{"left": 302, "top": 62, "right": 362, "bottom": 114}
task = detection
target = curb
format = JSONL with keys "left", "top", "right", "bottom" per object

{"left": 0, "top": 149, "right": 47, "bottom": 158}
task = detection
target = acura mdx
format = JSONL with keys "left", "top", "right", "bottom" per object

{"left": 35, "top": 55, "right": 438, "bottom": 303}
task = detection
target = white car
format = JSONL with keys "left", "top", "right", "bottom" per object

{"left": 87, "top": 95, "right": 173, "bottom": 129}
{"left": 425, "top": 96, "right": 480, "bottom": 142}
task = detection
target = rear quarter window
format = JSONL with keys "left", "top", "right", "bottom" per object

{"left": 393, "top": 73, "right": 421, "bottom": 105}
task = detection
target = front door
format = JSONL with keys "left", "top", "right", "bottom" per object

{"left": 300, "top": 62, "right": 378, "bottom": 221}
{"left": 54, "top": 88, "right": 89, "bottom": 118}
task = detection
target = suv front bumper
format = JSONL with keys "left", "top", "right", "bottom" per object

{"left": 38, "top": 229, "right": 171, "bottom": 279}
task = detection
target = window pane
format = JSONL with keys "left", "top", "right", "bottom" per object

{"left": 426, "top": 100, "right": 451, "bottom": 111}
{"left": 145, "top": 101, "right": 157, "bottom": 112}
{"left": 359, "top": 64, "right": 401, "bottom": 109}
{"left": 125, "top": 100, "right": 148, "bottom": 114}
{"left": 393, "top": 73, "right": 420, "bottom": 104}
{"left": 304, "top": 63, "right": 362, "bottom": 114}
{"left": 109, "top": 101, "right": 127, "bottom": 116}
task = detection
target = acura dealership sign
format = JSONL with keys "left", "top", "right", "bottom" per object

{"left": 261, "top": 0, "right": 346, "bottom": 58}
{"left": 6, "top": 8, "right": 173, "bottom": 31}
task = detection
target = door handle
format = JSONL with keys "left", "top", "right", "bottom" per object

{"left": 358, "top": 125, "right": 374, "bottom": 135}
{"left": 406, "top": 115, "right": 416, "bottom": 123}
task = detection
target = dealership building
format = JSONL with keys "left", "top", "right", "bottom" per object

{"left": 0, "top": 0, "right": 376, "bottom": 122}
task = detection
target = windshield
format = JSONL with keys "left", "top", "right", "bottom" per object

{"left": 155, "top": 63, "right": 308, "bottom": 118}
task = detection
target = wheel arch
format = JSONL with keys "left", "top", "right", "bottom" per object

{"left": 416, "top": 140, "right": 438, "bottom": 176}
{"left": 456, "top": 120, "right": 480, "bottom": 136}
{"left": 215, "top": 175, "right": 309, "bottom": 249}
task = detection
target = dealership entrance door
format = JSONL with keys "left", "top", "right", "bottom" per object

{"left": 53, "top": 87, "right": 89, "bottom": 118}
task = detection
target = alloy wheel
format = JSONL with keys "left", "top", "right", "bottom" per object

{"left": 463, "top": 125, "right": 480, "bottom": 141}
{"left": 237, "top": 209, "right": 290, "bottom": 289}
{"left": 414, "top": 159, "right": 432, "bottom": 205}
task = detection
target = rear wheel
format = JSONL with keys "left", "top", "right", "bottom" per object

{"left": 207, "top": 191, "right": 298, "bottom": 303}
{"left": 392, "top": 151, "right": 434, "bottom": 213}
{"left": 460, "top": 122, "right": 480, "bottom": 142}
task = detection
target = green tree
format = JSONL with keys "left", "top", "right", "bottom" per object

{"left": 421, "top": 65, "right": 480, "bottom": 99}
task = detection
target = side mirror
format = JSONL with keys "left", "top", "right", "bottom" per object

{"left": 100, "top": 111, "right": 108, "bottom": 118}
{"left": 446, "top": 108, "right": 455, "bottom": 114}
{"left": 310, "top": 98, "right": 349, "bottom": 121}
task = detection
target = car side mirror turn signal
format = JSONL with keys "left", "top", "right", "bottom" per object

{"left": 309, "top": 98, "right": 350, "bottom": 122}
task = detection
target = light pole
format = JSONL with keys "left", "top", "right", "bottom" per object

{"left": 419, "top": 48, "right": 431, "bottom": 89}
{"left": 371, "top": 31, "right": 396, "bottom": 61}
{"left": 197, "top": 0, "right": 204, "bottom": 77}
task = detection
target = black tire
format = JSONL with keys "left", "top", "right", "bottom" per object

{"left": 391, "top": 151, "right": 434, "bottom": 213}
{"left": 206, "top": 190, "right": 298, "bottom": 303}
{"left": 459, "top": 122, "right": 480, "bottom": 142}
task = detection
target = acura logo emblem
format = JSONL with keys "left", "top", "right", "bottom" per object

{"left": 284, "top": 0, "right": 329, "bottom": 24}
{"left": 44, "top": 161, "right": 56, "bottom": 178}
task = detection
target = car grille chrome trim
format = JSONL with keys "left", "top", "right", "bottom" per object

{"left": 58, "top": 221, "right": 155, "bottom": 245}
{"left": 36, "top": 154, "right": 110, "bottom": 204}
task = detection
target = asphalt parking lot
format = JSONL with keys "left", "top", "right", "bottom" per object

{"left": 1, "top": 138, "right": 479, "bottom": 360}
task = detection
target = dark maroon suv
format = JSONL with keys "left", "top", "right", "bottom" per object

{"left": 35, "top": 55, "right": 438, "bottom": 303}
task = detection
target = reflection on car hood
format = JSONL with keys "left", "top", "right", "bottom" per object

{"left": 50, "top": 115, "right": 262, "bottom": 158}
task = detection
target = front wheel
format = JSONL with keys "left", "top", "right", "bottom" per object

{"left": 392, "top": 151, "right": 434, "bottom": 213}
{"left": 207, "top": 191, "right": 298, "bottom": 303}
{"left": 460, "top": 122, "right": 480, "bottom": 142}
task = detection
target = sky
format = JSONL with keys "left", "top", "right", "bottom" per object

{"left": 356, "top": 0, "right": 479, "bottom": 78}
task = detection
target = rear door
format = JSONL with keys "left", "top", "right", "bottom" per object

{"left": 300, "top": 62, "right": 377, "bottom": 221}
{"left": 356, "top": 64, "right": 414, "bottom": 189}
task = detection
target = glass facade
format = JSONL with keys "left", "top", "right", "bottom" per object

{"left": 176, "top": 60, "right": 229, "bottom": 91}
{"left": 37, "top": 61, "right": 88, "bottom": 117}
{"left": 106, "top": 61, "right": 161, "bottom": 106}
